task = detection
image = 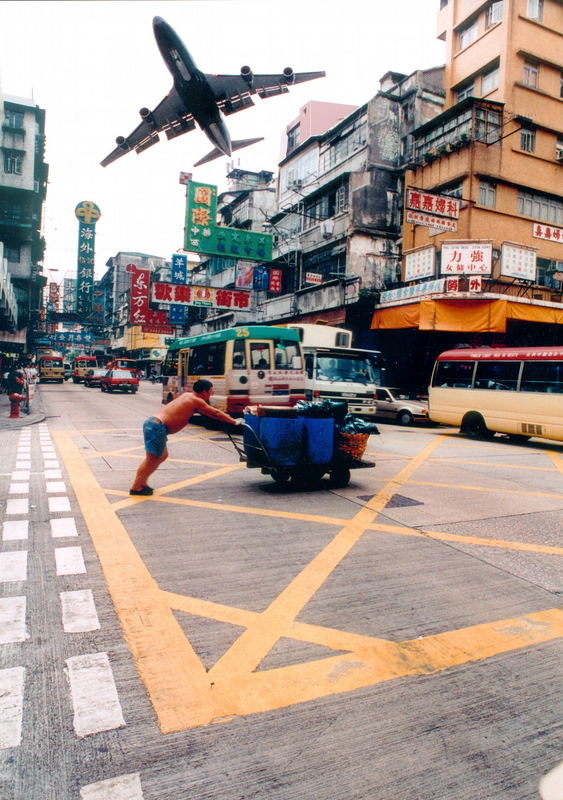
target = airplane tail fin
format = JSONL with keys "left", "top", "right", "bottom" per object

{"left": 193, "top": 137, "right": 264, "bottom": 167}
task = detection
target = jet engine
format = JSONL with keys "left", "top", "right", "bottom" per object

{"left": 115, "top": 136, "right": 130, "bottom": 150}
{"left": 139, "top": 107, "right": 158, "bottom": 131}
{"left": 240, "top": 65, "right": 253, "bottom": 88}
{"left": 282, "top": 67, "right": 295, "bottom": 85}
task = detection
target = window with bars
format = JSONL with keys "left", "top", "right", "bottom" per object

{"left": 520, "top": 129, "right": 536, "bottom": 152}
{"left": 3, "top": 149, "right": 23, "bottom": 174}
{"left": 479, "top": 181, "right": 496, "bottom": 208}
{"left": 518, "top": 191, "right": 563, "bottom": 225}
{"left": 523, "top": 61, "right": 539, "bottom": 88}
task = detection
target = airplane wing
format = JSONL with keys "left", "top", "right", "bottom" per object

{"left": 207, "top": 69, "right": 326, "bottom": 108}
{"left": 100, "top": 87, "right": 197, "bottom": 167}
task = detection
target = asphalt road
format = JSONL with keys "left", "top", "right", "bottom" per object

{"left": 1, "top": 379, "right": 562, "bottom": 800}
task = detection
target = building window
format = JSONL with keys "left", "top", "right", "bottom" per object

{"left": 4, "top": 245, "right": 21, "bottom": 263}
{"left": 520, "top": 128, "right": 536, "bottom": 152}
{"left": 486, "top": 1, "right": 503, "bottom": 27}
{"left": 287, "top": 125, "right": 300, "bottom": 154}
{"left": 475, "top": 107, "right": 501, "bottom": 143}
{"left": 3, "top": 149, "right": 23, "bottom": 174}
{"left": 479, "top": 181, "right": 496, "bottom": 207}
{"left": 482, "top": 66, "right": 499, "bottom": 94}
{"left": 3, "top": 109, "right": 24, "bottom": 131}
{"left": 458, "top": 19, "right": 478, "bottom": 50}
{"left": 560, "top": 72, "right": 563, "bottom": 98}
{"left": 518, "top": 191, "right": 563, "bottom": 225}
{"left": 523, "top": 61, "right": 539, "bottom": 88}
{"left": 527, "top": 0, "right": 543, "bottom": 20}
{"left": 456, "top": 83, "right": 475, "bottom": 102}
{"left": 556, "top": 138, "right": 563, "bottom": 162}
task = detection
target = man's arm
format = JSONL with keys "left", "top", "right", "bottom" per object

{"left": 196, "top": 398, "right": 239, "bottom": 426}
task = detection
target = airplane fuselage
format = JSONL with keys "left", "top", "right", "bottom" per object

{"left": 152, "top": 16, "right": 232, "bottom": 156}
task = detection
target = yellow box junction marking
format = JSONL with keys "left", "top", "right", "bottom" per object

{"left": 52, "top": 430, "right": 563, "bottom": 732}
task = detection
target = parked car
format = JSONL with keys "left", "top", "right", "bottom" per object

{"left": 100, "top": 369, "right": 139, "bottom": 394}
{"left": 375, "top": 387, "right": 429, "bottom": 426}
{"left": 83, "top": 368, "right": 108, "bottom": 388}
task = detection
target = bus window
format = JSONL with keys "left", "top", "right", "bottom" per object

{"left": 163, "top": 349, "right": 179, "bottom": 376}
{"left": 433, "top": 360, "right": 475, "bottom": 388}
{"left": 187, "top": 342, "right": 226, "bottom": 375}
{"left": 474, "top": 361, "right": 520, "bottom": 391}
{"left": 232, "top": 339, "right": 246, "bottom": 369}
{"left": 520, "top": 361, "right": 563, "bottom": 393}
{"left": 250, "top": 343, "right": 270, "bottom": 370}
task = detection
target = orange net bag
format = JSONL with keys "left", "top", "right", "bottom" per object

{"left": 335, "top": 432, "right": 370, "bottom": 461}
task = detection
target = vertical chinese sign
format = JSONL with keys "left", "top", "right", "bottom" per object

{"left": 169, "top": 253, "right": 188, "bottom": 325}
{"left": 75, "top": 201, "right": 101, "bottom": 317}
{"left": 184, "top": 181, "right": 273, "bottom": 261}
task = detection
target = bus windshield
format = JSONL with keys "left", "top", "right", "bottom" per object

{"left": 315, "top": 354, "right": 376, "bottom": 384}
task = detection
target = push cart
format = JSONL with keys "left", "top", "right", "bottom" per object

{"left": 228, "top": 420, "right": 375, "bottom": 489}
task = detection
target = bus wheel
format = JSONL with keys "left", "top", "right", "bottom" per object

{"left": 507, "top": 433, "right": 531, "bottom": 443}
{"left": 462, "top": 412, "right": 494, "bottom": 440}
{"left": 271, "top": 468, "right": 291, "bottom": 484}
{"left": 329, "top": 465, "right": 351, "bottom": 488}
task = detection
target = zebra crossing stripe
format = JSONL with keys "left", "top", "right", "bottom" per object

{"left": 0, "top": 597, "right": 29, "bottom": 643}
{"left": 2, "top": 520, "right": 28, "bottom": 541}
{"left": 61, "top": 590, "right": 100, "bottom": 633}
{"left": 0, "top": 551, "right": 27, "bottom": 583}
{"left": 0, "top": 667, "right": 25, "bottom": 749}
{"left": 55, "top": 547, "right": 86, "bottom": 575}
{"left": 80, "top": 772, "right": 144, "bottom": 799}
{"left": 65, "top": 653, "right": 125, "bottom": 737}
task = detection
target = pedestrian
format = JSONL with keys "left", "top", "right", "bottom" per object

{"left": 129, "top": 378, "right": 241, "bottom": 495}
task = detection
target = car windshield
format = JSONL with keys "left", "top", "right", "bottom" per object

{"left": 112, "top": 370, "right": 134, "bottom": 378}
{"left": 389, "top": 388, "right": 425, "bottom": 401}
{"left": 315, "top": 355, "right": 376, "bottom": 384}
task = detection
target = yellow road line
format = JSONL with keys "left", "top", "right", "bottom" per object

{"left": 410, "top": 479, "right": 563, "bottom": 499}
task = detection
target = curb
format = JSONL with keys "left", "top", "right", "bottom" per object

{"left": 0, "top": 386, "right": 46, "bottom": 431}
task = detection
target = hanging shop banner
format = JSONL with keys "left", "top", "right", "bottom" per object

{"left": 235, "top": 263, "right": 254, "bottom": 288}
{"left": 406, "top": 210, "right": 458, "bottom": 232}
{"left": 75, "top": 201, "right": 101, "bottom": 317}
{"left": 406, "top": 188, "right": 461, "bottom": 219}
{"left": 128, "top": 264, "right": 170, "bottom": 327}
{"left": 441, "top": 241, "right": 492, "bottom": 275}
{"left": 184, "top": 181, "right": 272, "bottom": 262}
{"left": 170, "top": 253, "right": 188, "bottom": 324}
{"left": 269, "top": 269, "right": 282, "bottom": 293}
{"left": 305, "top": 272, "right": 323, "bottom": 285}
{"left": 253, "top": 266, "right": 270, "bottom": 291}
{"left": 500, "top": 242, "right": 537, "bottom": 281}
{"left": 151, "top": 281, "right": 251, "bottom": 310}
{"left": 404, "top": 246, "right": 435, "bottom": 281}
{"left": 532, "top": 223, "right": 562, "bottom": 244}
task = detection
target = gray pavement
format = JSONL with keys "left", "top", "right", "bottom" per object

{"left": 0, "top": 384, "right": 46, "bottom": 431}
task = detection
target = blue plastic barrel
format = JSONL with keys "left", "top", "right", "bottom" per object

{"left": 303, "top": 417, "right": 334, "bottom": 464}
{"left": 259, "top": 416, "right": 304, "bottom": 465}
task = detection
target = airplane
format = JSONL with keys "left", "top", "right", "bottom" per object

{"left": 101, "top": 16, "right": 325, "bottom": 168}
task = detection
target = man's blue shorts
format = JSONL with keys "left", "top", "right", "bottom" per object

{"left": 143, "top": 416, "right": 168, "bottom": 457}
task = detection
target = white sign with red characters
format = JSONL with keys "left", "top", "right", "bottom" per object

{"left": 404, "top": 246, "right": 435, "bottom": 281}
{"left": 500, "top": 243, "right": 537, "bottom": 281}
{"left": 532, "top": 223, "right": 563, "bottom": 244}
{"left": 406, "top": 189, "right": 461, "bottom": 219}
{"left": 441, "top": 242, "right": 492, "bottom": 275}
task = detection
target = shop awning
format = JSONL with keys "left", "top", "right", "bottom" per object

{"left": 371, "top": 299, "right": 563, "bottom": 332}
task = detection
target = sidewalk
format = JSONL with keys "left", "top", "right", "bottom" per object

{"left": 0, "top": 384, "right": 46, "bottom": 430}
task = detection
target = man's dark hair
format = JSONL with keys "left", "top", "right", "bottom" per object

{"left": 193, "top": 379, "right": 213, "bottom": 394}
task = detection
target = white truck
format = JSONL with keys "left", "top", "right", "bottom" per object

{"left": 287, "top": 324, "right": 381, "bottom": 417}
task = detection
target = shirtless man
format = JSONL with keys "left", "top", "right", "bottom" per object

{"left": 130, "top": 378, "right": 240, "bottom": 495}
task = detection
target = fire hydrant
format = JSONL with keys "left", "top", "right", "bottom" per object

{"left": 9, "top": 393, "right": 24, "bottom": 418}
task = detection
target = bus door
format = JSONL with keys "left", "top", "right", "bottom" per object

{"left": 246, "top": 340, "right": 289, "bottom": 405}
{"left": 179, "top": 349, "right": 191, "bottom": 394}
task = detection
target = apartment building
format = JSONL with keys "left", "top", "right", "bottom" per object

{"left": 372, "top": 0, "right": 563, "bottom": 387}
{"left": 0, "top": 92, "right": 48, "bottom": 356}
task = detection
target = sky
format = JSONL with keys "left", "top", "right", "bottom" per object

{"left": 0, "top": 0, "right": 446, "bottom": 283}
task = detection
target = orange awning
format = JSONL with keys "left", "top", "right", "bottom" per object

{"left": 371, "top": 298, "right": 563, "bottom": 332}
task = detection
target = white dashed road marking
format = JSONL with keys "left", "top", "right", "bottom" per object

{"left": 0, "top": 667, "right": 25, "bottom": 749}
{"left": 50, "top": 517, "right": 78, "bottom": 538}
{"left": 61, "top": 590, "right": 100, "bottom": 633}
{"left": 80, "top": 772, "right": 144, "bottom": 800}
{"left": 65, "top": 652, "right": 126, "bottom": 737}
{"left": 0, "top": 551, "right": 27, "bottom": 583}
{"left": 55, "top": 546, "right": 86, "bottom": 575}
{"left": 0, "top": 597, "right": 29, "bottom": 643}
{"left": 2, "top": 520, "right": 28, "bottom": 541}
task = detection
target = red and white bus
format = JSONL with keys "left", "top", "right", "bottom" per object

{"left": 429, "top": 346, "right": 563, "bottom": 442}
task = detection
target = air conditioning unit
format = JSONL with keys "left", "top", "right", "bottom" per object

{"left": 321, "top": 219, "right": 334, "bottom": 238}
{"left": 556, "top": 149, "right": 563, "bottom": 162}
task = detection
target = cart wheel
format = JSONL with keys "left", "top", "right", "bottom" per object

{"left": 329, "top": 465, "right": 351, "bottom": 488}
{"left": 271, "top": 468, "right": 291, "bottom": 484}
